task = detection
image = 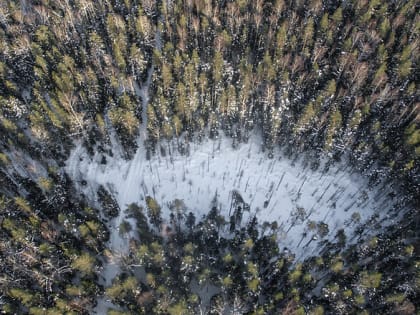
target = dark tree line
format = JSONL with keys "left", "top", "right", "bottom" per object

{"left": 105, "top": 195, "right": 418, "bottom": 314}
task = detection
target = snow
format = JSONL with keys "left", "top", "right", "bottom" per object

{"left": 190, "top": 278, "right": 221, "bottom": 313}
{"left": 92, "top": 297, "right": 122, "bottom": 315}
{"left": 4, "top": 147, "right": 48, "bottom": 187}
{"left": 65, "top": 127, "right": 403, "bottom": 314}
{"left": 66, "top": 133, "right": 401, "bottom": 261}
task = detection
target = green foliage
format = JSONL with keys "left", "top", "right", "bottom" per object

{"left": 0, "top": 152, "right": 9, "bottom": 165}
{"left": 223, "top": 252, "right": 233, "bottom": 263}
{"left": 248, "top": 278, "right": 260, "bottom": 292}
{"left": 294, "top": 306, "right": 306, "bottom": 315}
{"left": 221, "top": 275, "right": 233, "bottom": 288}
{"left": 360, "top": 271, "right": 382, "bottom": 288}
{"left": 108, "top": 107, "right": 139, "bottom": 136}
{"left": 106, "top": 276, "right": 139, "bottom": 303}
{"left": 119, "top": 220, "right": 132, "bottom": 235}
{"left": 34, "top": 25, "right": 51, "bottom": 46}
{"left": 0, "top": 116, "right": 17, "bottom": 132}
{"left": 310, "top": 305, "right": 324, "bottom": 315}
{"left": 146, "top": 196, "right": 162, "bottom": 227}
{"left": 331, "top": 260, "right": 344, "bottom": 273}
{"left": 405, "top": 124, "right": 419, "bottom": 146}
{"left": 168, "top": 300, "right": 189, "bottom": 315}
{"left": 38, "top": 177, "right": 53, "bottom": 191}
{"left": 349, "top": 110, "right": 362, "bottom": 130}
{"left": 325, "top": 109, "right": 342, "bottom": 151}
{"left": 385, "top": 293, "right": 406, "bottom": 304}
{"left": 244, "top": 238, "right": 254, "bottom": 250}
{"left": 9, "top": 288, "right": 38, "bottom": 306}
{"left": 247, "top": 261, "right": 259, "bottom": 277}
{"left": 71, "top": 252, "right": 96, "bottom": 275}
{"left": 320, "top": 13, "right": 329, "bottom": 33}
{"left": 3, "top": 217, "right": 26, "bottom": 242}
{"left": 39, "top": 243, "right": 53, "bottom": 256}
{"left": 212, "top": 51, "right": 224, "bottom": 84}
{"left": 66, "top": 285, "right": 83, "bottom": 296}
{"left": 355, "top": 294, "right": 365, "bottom": 305}
{"left": 295, "top": 102, "right": 316, "bottom": 133}
{"left": 289, "top": 265, "right": 302, "bottom": 283}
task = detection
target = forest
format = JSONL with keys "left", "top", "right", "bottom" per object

{"left": 0, "top": 0, "right": 418, "bottom": 314}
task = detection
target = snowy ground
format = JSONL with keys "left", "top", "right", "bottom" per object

{"left": 65, "top": 130, "right": 403, "bottom": 313}
{"left": 66, "top": 134, "right": 400, "bottom": 261}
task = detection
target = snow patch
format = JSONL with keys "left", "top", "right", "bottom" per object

{"left": 66, "top": 132, "right": 404, "bottom": 314}
{"left": 66, "top": 135, "right": 400, "bottom": 261}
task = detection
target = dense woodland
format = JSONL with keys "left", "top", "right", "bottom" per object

{"left": 0, "top": 0, "right": 418, "bottom": 314}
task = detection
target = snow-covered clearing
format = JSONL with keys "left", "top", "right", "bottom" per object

{"left": 65, "top": 129, "right": 403, "bottom": 313}
{"left": 66, "top": 134, "right": 400, "bottom": 261}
